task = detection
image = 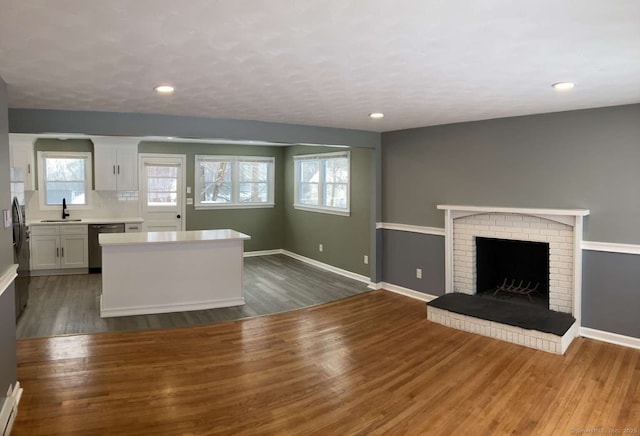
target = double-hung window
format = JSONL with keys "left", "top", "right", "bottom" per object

{"left": 38, "top": 151, "right": 92, "bottom": 208}
{"left": 194, "top": 155, "right": 275, "bottom": 209}
{"left": 294, "top": 151, "right": 350, "bottom": 216}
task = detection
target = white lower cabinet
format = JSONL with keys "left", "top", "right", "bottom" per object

{"left": 31, "top": 225, "right": 89, "bottom": 271}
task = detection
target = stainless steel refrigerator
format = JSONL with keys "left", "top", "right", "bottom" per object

{"left": 10, "top": 167, "right": 29, "bottom": 321}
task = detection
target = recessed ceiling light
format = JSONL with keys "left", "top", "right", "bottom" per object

{"left": 369, "top": 112, "right": 384, "bottom": 119}
{"left": 551, "top": 82, "right": 575, "bottom": 91}
{"left": 154, "top": 85, "right": 175, "bottom": 94}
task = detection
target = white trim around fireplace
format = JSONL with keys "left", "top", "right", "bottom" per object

{"left": 437, "top": 205, "right": 590, "bottom": 330}
{"left": 377, "top": 222, "right": 640, "bottom": 256}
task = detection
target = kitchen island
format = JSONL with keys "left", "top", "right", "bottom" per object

{"left": 99, "top": 229, "right": 250, "bottom": 317}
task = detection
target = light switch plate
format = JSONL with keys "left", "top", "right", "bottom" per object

{"left": 2, "top": 209, "right": 11, "bottom": 228}
{"left": 186, "top": 186, "right": 192, "bottom": 194}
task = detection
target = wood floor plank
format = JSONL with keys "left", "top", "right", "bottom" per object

{"left": 17, "top": 254, "right": 370, "bottom": 338}
{"left": 12, "top": 290, "right": 640, "bottom": 435}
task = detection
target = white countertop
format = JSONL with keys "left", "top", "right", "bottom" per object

{"left": 28, "top": 217, "right": 144, "bottom": 226}
{"left": 99, "top": 229, "right": 251, "bottom": 246}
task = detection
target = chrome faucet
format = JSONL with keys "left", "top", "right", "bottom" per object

{"left": 62, "top": 198, "right": 70, "bottom": 219}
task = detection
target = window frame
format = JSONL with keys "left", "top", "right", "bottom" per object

{"left": 293, "top": 151, "right": 350, "bottom": 216}
{"left": 37, "top": 151, "right": 93, "bottom": 210}
{"left": 194, "top": 155, "right": 275, "bottom": 210}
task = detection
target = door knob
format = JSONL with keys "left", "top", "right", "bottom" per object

{"left": 177, "top": 214, "right": 181, "bottom": 219}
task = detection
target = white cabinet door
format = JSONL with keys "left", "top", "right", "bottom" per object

{"left": 115, "top": 148, "right": 138, "bottom": 190}
{"left": 60, "top": 234, "right": 89, "bottom": 268}
{"left": 9, "top": 135, "right": 36, "bottom": 190}
{"left": 94, "top": 147, "right": 118, "bottom": 191}
{"left": 93, "top": 139, "right": 139, "bottom": 191}
{"left": 31, "top": 235, "right": 60, "bottom": 270}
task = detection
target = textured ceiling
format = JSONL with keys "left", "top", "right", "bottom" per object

{"left": 0, "top": 0, "right": 638, "bottom": 132}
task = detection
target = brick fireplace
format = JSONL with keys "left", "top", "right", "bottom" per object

{"left": 429, "top": 205, "right": 589, "bottom": 354}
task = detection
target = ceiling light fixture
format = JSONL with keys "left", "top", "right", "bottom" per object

{"left": 369, "top": 112, "right": 384, "bottom": 119}
{"left": 551, "top": 82, "right": 575, "bottom": 91}
{"left": 154, "top": 85, "right": 175, "bottom": 94}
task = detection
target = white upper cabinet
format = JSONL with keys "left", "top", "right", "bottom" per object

{"left": 9, "top": 134, "right": 36, "bottom": 190}
{"left": 93, "top": 138, "right": 139, "bottom": 191}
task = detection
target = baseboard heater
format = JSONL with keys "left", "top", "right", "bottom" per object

{"left": 1, "top": 382, "right": 23, "bottom": 436}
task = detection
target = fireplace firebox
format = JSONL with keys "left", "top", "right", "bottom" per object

{"left": 476, "top": 237, "right": 549, "bottom": 309}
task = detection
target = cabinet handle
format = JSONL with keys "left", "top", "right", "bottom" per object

{"left": 56, "top": 247, "right": 59, "bottom": 257}
{"left": 61, "top": 247, "right": 64, "bottom": 257}
{"left": 113, "top": 165, "right": 116, "bottom": 174}
{"left": 117, "top": 164, "right": 120, "bottom": 174}
{"left": 128, "top": 226, "right": 139, "bottom": 230}
{"left": 27, "top": 163, "right": 31, "bottom": 174}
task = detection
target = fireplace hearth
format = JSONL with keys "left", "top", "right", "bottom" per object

{"left": 431, "top": 205, "right": 590, "bottom": 354}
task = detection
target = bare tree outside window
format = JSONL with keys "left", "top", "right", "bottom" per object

{"left": 43, "top": 156, "right": 87, "bottom": 205}
{"left": 294, "top": 152, "right": 350, "bottom": 214}
{"left": 200, "top": 161, "right": 232, "bottom": 203}
{"left": 195, "top": 156, "right": 274, "bottom": 208}
{"left": 146, "top": 165, "right": 178, "bottom": 206}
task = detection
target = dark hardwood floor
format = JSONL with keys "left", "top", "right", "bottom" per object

{"left": 17, "top": 254, "right": 371, "bottom": 338}
{"left": 13, "top": 290, "right": 640, "bottom": 435}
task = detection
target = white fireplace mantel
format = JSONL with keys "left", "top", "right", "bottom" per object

{"left": 437, "top": 204, "right": 589, "bottom": 226}
{"left": 438, "top": 204, "right": 590, "bottom": 328}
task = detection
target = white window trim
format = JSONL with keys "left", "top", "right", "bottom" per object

{"left": 37, "top": 151, "right": 93, "bottom": 211}
{"left": 293, "top": 151, "right": 351, "bottom": 216}
{"left": 194, "top": 155, "right": 275, "bottom": 210}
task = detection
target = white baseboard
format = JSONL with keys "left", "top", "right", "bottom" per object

{"left": 100, "top": 296, "right": 246, "bottom": 318}
{"left": 243, "top": 248, "right": 375, "bottom": 286}
{"left": 1, "top": 382, "right": 23, "bottom": 436}
{"left": 243, "top": 249, "right": 284, "bottom": 258}
{"left": 580, "top": 327, "right": 640, "bottom": 350}
{"left": 281, "top": 250, "right": 371, "bottom": 285}
{"left": 378, "top": 282, "right": 439, "bottom": 302}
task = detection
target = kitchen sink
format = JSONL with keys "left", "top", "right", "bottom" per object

{"left": 40, "top": 219, "right": 83, "bottom": 223}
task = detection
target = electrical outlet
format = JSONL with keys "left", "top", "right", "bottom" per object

{"left": 416, "top": 268, "right": 422, "bottom": 279}
{"left": 364, "top": 255, "right": 369, "bottom": 264}
{"left": 319, "top": 244, "right": 323, "bottom": 252}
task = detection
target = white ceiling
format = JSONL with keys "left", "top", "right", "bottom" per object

{"left": 0, "top": 0, "right": 638, "bottom": 133}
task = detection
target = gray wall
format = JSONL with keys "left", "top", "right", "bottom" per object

{"left": 138, "top": 141, "right": 284, "bottom": 252}
{"left": 582, "top": 250, "right": 640, "bottom": 338}
{"left": 283, "top": 146, "right": 372, "bottom": 277}
{"left": 0, "top": 76, "right": 17, "bottom": 399}
{"left": 380, "top": 103, "right": 640, "bottom": 338}
{"left": 382, "top": 104, "right": 640, "bottom": 244}
{"left": 382, "top": 230, "right": 444, "bottom": 295}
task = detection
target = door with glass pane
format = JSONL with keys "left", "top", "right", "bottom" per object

{"left": 139, "top": 154, "right": 185, "bottom": 232}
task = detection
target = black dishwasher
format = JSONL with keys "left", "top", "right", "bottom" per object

{"left": 89, "top": 223, "right": 125, "bottom": 273}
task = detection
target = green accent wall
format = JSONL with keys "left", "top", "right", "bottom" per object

{"left": 138, "top": 142, "right": 284, "bottom": 252}
{"left": 11, "top": 109, "right": 379, "bottom": 280}
{"left": 283, "top": 146, "right": 372, "bottom": 276}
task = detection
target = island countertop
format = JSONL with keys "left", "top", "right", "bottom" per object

{"left": 99, "top": 229, "right": 251, "bottom": 246}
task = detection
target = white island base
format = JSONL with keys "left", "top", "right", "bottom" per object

{"left": 99, "top": 229, "right": 250, "bottom": 318}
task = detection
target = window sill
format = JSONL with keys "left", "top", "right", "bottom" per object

{"left": 293, "top": 205, "right": 351, "bottom": 217}
{"left": 194, "top": 203, "right": 275, "bottom": 211}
